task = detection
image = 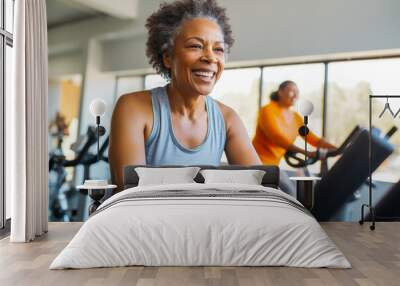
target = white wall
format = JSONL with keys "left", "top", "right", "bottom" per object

{"left": 74, "top": 39, "right": 115, "bottom": 183}
{"left": 79, "top": 40, "right": 115, "bottom": 135}
{"left": 100, "top": 0, "right": 400, "bottom": 71}
{"left": 101, "top": 33, "right": 148, "bottom": 72}
{"left": 49, "top": 50, "right": 84, "bottom": 77}
{"left": 219, "top": 0, "right": 400, "bottom": 62}
{"left": 49, "top": 0, "right": 400, "bottom": 73}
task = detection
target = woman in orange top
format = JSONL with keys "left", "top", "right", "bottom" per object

{"left": 253, "top": 80, "right": 336, "bottom": 166}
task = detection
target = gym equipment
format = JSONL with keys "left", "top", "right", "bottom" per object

{"left": 364, "top": 126, "right": 398, "bottom": 220}
{"left": 365, "top": 180, "right": 400, "bottom": 221}
{"left": 48, "top": 126, "right": 110, "bottom": 221}
{"left": 284, "top": 125, "right": 363, "bottom": 174}
{"left": 312, "top": 128, "right": 395, "bottom": 221}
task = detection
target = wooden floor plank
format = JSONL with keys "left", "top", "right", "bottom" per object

{"left": 0, "top": 222, "right": 399, "bottom": 286}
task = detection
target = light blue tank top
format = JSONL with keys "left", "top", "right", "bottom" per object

{"left": 145, "top": 85, "right": 226, "bottom": 166}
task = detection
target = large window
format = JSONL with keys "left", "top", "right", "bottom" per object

{"left": 211, "top": 68, "right": 261, "bottom": 137}
{"left": 115, "top": 76, "right": 143, "bottom": 100}
{"left": 144, "top": 74, "right": 167, "bottom": 90}
{"left": 327, "top": 59, "right": 400, "bottom": 182}
{"left": 1, "top": 0, "right": 14, "bottom": 229}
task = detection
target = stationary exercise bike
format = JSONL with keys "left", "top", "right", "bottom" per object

{"left": 48, "top": 126, "right": 109, "bottom": 221}
{"left": 284, "top": 125, "right": 363, "bottom": 176}
{"left": 284, "top": 125, "right": 397, "bottom": 175}
{"left": 284, "top": 125, "right": 397, "bottom": 221}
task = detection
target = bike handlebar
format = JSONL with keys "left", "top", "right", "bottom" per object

{"left": 284, "top": 125, "right": 363, "bottom": 168}
{"left": 49, "top": 127, "right": 109, "bottom": 170}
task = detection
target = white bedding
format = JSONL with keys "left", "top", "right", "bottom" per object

{"left": 50, "top": 183, "right": 351, "bottom": 269}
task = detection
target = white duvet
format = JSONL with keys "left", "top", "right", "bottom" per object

{"left": 50, "top": 183, "right": 351, "bottom": 269}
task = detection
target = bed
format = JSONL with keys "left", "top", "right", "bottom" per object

{"left": 50, "top": 165, "right": 350, "bottom": 269}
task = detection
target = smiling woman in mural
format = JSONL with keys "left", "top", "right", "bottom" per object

{"left": 109, "top": 0, "right": 261, "bottom": 188}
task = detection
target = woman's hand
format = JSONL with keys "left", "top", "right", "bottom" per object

{"left": 308, "top": 151, "right": 318, "bottom": 158}
{"left": 329, "top": 146, "right": 338, "bottom": 152}
{"left": 318, "top": 138, "right": 337, "bottom": 150}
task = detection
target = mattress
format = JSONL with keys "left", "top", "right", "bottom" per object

{"left": 50, "top": 183, "right": 351, "bottom": 269}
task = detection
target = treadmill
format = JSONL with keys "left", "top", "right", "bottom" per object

{"left": 312, "top": 127, "right": 395, "bottom": 221}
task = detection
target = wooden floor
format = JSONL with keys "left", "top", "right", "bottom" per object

{"left": 0, "top": 222, "right": 399, "bottom": 286}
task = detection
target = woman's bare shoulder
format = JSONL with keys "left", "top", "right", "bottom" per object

{"left": 114, "top": 90, "right": 153, "bottom": 117}
{"left": 116, "top": 90, "right": 151, "bottom": 108}
{"left": 215, "top": 100, "right": 237, "bottom": 121}
{"left": 214, "top": 100, "right": 243, "bottom": 134}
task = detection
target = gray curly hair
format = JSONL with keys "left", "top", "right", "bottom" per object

{"left": 145, "top": 0, "right": 234, "bottom": 80}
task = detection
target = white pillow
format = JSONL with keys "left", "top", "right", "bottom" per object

{"left": 200, "top": 169, "right": 266, "bottom": 185}
{"left": 135, "top": 167, "right": 200, "bottom": 186}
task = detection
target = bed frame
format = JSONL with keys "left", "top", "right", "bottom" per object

{"left": 88, "top": 165, "right": 279, "bottom": 215}
{"left": 123, "top": 165, "right": 280, "bottom": 189}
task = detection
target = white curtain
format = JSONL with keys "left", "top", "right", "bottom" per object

{"left": 7, "top": 0, "right": 48, "bottom": 242}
